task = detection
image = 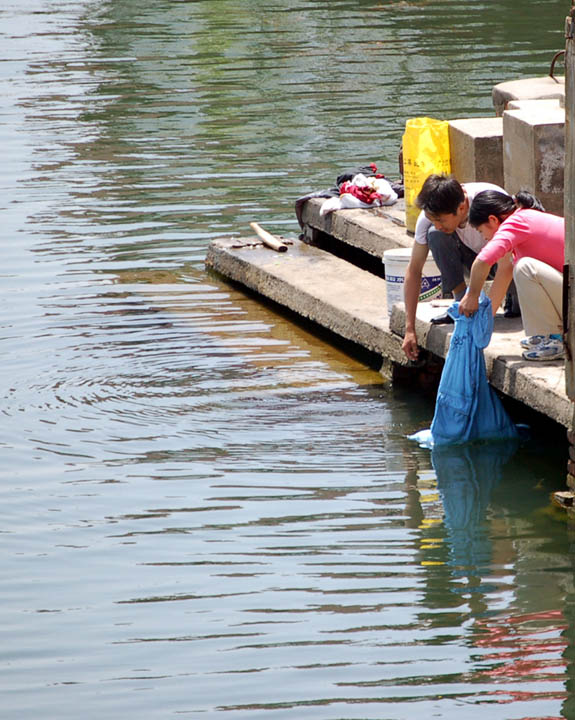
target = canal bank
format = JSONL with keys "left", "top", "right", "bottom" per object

{"left": 206, "top": 207, "right": 570, "bottom": 431}
{"left": 206, "top": 69, "right": 575, "bottom": 496}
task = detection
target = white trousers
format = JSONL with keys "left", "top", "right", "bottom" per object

{"left": 513, "top": 256, "right": 563, "bottom": 336}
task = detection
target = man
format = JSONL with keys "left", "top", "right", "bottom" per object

{"left": 401, "top": 174, "right": 514, "bottom": 362}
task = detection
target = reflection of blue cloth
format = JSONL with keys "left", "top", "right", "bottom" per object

{"left": 432, "top": 441, "right": 518, "bottom": 571}
{"left": 430, "top": 293, "right": 518, "bottom": 446}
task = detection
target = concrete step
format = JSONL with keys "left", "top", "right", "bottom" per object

{"left": 492, "top": 76, "right": 565, "bottom": 116}
{"left": 300, "top": 196, "right": 411, "bottom": 261}
{"left": 206, "top": 234, "right": 406, "bottom": 365}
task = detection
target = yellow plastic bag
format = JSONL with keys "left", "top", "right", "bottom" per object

{"left": 402, "top": 117, "right": 451, "bottom": 233}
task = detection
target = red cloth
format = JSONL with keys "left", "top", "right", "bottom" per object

{"left": 339, "top": 181, "right": 383, "bottom": 205}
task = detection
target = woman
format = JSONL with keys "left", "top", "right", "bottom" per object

{"left": 458, "top": 190, "right": 565, "bottom": 361}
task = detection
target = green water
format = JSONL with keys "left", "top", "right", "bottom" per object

{"left": 2, "top": 0, "right": 575, "bottom": 718}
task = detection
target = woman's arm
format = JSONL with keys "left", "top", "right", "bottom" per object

{"left": 487, "top": 252, "right": 514, "bottom": 315}
{"left": 458, "top": 257, "right": 493, "bottom": 317}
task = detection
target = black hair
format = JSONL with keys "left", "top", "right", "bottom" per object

{"left": 415, "top": 174, "right": 465, "bottom": 216}
{"left": 514, "top": 190, "right": 545, "bottom": 212}
{"left": 469, "top": 189, "right": 545, "bottom": 227}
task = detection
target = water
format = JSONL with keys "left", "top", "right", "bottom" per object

{"left": 2, "top": 0, "right": 575, "bottom": 718}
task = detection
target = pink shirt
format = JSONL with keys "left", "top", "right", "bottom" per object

{"left": 476, "top": 208, "right": 565, "bottom": 272}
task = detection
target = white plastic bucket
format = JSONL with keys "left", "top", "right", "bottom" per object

{"left": 383, "top": 248, "right": 441, "bottom": 316}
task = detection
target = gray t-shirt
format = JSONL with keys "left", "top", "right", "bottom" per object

{"left": 414, "top": 182, "right": 507, "bottom": 254}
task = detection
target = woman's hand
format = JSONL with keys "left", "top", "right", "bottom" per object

{"left": 458, "top": 292, "right": 479, "bottom": 318}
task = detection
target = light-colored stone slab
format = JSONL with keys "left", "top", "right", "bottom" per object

{"left": 390, "top": 300, "right": 569, "bottom": 427}
{"left": 449, "top": 117, "right": 504, "bottom": 186}
{"left": 300, "top": 197, "right": 412, "bottom": 258}
{"left": 507, "top": 98, "right": 562, "bottom": 112}
{"left": 503, "top": 104, "right": 565, "bottom": 215}
{"left": 206, "top": 236, "right": 407, "bottom": 365}
{"left": 493, "top": 76, "right": 565, "bottom": 116}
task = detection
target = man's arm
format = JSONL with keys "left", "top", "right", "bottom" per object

{"left": 402, "top": 242, "right": 429, "bottom": 361}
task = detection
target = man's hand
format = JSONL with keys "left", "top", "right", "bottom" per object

{"left": 458, "top": 292, "right": 479, "bottom": 318}
{"left": 402, "top": 243, "right": 430, "bottom": 363}
{"left": 402, "top": 329, "right": 419, "bottom": 362}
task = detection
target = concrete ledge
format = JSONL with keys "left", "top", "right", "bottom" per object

{"left": 390, "top": 300, "right": 570, "bottom": 427}
{"left": 300, "top": 197, "right": 412, "bottom": 259}
{"left": 206, "top": 236, "right": 407, "bottom": 366}
{"left": 449, "top": 117, "right": 504, "bottom": 186}
{"left": 493, "top": 76, "right": 565, "bottom": 116}
{"left": 206, "top": 236, "right": 571, "bottom": 429}
{"left": 507, "top": 98, "right": 563, "bottom": 112}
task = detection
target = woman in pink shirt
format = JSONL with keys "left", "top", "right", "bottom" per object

{"left": 458, "top": 190, "right": 565, "bottom": 361}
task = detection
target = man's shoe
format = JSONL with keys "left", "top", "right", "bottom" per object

{"left": 430, "top": 311, "right": 454, "bottom": 325}
{"left": 503, "top": 291, "right": 521, "bottom": 318}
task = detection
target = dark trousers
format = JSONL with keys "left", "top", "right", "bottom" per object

{"left": 427, "top": 229, "right": 477, "bottom": 296}
{"left": 427, "top": 229, "right": 519, "bottom": 312}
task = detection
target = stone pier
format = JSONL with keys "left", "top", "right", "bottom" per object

{"left": 206, "top": 74, "right": 574, "bottom": 497}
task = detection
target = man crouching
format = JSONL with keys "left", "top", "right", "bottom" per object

{"left": 401, "top": 174, "right": 511, "bottom": 362}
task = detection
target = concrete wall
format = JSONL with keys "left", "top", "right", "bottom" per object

{"left": 447, "top": 84, "right": 566, "bottom": 215}
{"left": 503, "top": 101, "right": 565, "bottom": 215}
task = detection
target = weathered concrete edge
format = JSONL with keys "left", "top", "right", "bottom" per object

{"left": 301, "top": 198, "right": 412, "bottom": 257}
{"left": 489, "top": 356, "right": 570, "bottom": 426}
{"left": 390, "top": 305, "right": 571, "bottom": 427}
{"left": 206, "top": 241, "right": 407, "bottom": 367}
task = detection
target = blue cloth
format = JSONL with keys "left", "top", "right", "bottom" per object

{"left": 429, "top": 293, "right": 518, "bottom": 446}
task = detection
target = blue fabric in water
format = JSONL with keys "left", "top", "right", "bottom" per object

{"left": 429, "top": 293, "right": 518, "bottom": 446}
{"left": 431, "top": 441, "right": 518, "bottom": 571}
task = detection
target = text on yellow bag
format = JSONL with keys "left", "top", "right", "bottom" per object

{"left": 403, "top": 117, "right": 451, "bottom": 233}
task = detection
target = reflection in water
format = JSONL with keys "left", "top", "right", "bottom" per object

{"left": 403, "top": 437, "right": 572, "bottom": 717}
{"left": 432, "top": 441, "right": 519, "bottom": 572}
